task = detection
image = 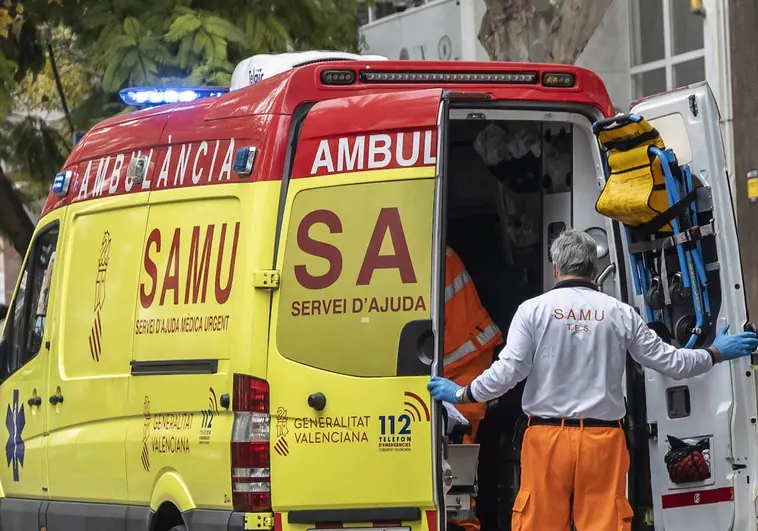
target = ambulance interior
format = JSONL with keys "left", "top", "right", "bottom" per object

{"left": 441, "top": 111, "right": 647, "bottom": 530}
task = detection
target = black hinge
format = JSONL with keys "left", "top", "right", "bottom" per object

{"left": 647, "top": 422, "right": 658, "bottom": 440}
{"left": 732, "top": 462, "right": 747, "bottom": 471}
{"left": 689, "top": 94, "right": 698, "bottom": 117}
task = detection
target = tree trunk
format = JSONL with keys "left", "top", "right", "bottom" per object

{"left": 478, "top": 0, "right": 612, "bottom": 63}
{"left": 0, "top": 166, "right": 34, "bottom": 256}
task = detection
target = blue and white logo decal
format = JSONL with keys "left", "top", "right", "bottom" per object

{"left": 5, "top": 389, "right": 25, "bottom": 482}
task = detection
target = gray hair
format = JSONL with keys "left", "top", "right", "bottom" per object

{"left": 550, "top": 229, "right": 598, "bottom": 279}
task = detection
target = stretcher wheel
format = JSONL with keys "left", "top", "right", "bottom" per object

{"left": 669, "top": 273, "right": 689, "bottom": 306}
{"left": 645, "top": 278, "right": 666, "bottom": 311}
{"left": 674, "top": 314, "right": 699, "bottom": 346}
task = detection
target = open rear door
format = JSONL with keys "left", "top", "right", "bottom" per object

{"left": 267, "top": 89, "right": 446, "bottom": 531}
{"left": 630, "top": 82, "right": 756, "bottom": 530}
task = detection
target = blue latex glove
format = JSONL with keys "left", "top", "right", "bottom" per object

{"left": 711, "top": 324, "right": 758, "bottom": 361}
{"left": 427, "top": 376, "right": 462, "bottom": 404}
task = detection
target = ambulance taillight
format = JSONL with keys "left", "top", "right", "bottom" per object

{"left": 231, "top": 374, "right": 272, "bottom": 512}
{"left": 320, "top": 69, "right": 357, "bottom": 85}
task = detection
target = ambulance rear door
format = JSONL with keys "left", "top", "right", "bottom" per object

{"left": 629, "top": 82, "right": 755, "bottom": 531}
{"left": 267, "top": 89, "right": 446, "bottom": 531}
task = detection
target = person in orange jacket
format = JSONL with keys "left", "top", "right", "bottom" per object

{"left": 443, "top": 245, "right": 503, "bottom": 444}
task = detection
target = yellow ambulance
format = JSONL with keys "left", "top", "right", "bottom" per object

{"left": 0, "top": 50, "right": 754, "bottom": 531}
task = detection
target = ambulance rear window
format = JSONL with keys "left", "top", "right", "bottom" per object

{"left": 276, "top": 178, "right": 434, "bottom": 378}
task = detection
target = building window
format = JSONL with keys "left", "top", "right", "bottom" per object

{"left": 629, "top": 0, "right": 705, "bottom": 100}
{"left": 363, "top": 0, "right": 427, "bottom": 24}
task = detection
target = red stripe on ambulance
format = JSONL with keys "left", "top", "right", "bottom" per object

{"left": 71, "top": 136, "right": 242, "bottom": 203}
{"left": 661, "top": 486, "right": 733, "bottom": 509}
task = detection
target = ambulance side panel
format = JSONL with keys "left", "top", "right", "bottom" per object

{"left": 45, "top": 192, "right": 149, "bottom": 507}
{"left": 42, "top": 109, "right": 170, "bottom": 519}
{"left": 629, "top": 82, "right": 755, "bottom": 531}
{"left": 126, "top": 185, "right": 242, "bottom": 510}
{"left": 0, "top": 210, "right": 65, "bottom": 528}
{"left": 124, "top": 111, "right": 284, "bottom": 518}
{"left": 268, "top": 90, "right": 443, "bottom": 530}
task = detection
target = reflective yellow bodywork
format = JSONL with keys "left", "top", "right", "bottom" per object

{"left": 0, "top": 165, "right": 438, "bottom": 530}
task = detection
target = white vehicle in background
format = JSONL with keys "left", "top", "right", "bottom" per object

{"left": 359, "top": 0, "right": 488, "bottom": 63}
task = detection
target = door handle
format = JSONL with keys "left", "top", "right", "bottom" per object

{"left": 49, "top": 394, "right": 64, "bottom": 405}
{"left": 307, "top": 392, "right": 326, "bottom": 411}
{"left": 27, "top": 396, "right": 41, "bottom": 407}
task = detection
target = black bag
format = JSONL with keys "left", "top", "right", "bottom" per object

{"left": 664, "top": 435, "right": 711, "bottom": 483}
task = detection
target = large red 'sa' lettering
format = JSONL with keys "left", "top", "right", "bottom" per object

{"left": 140, "top": 229, "right": 161, "bottom": 308}
{"left": 160, "top": 228, "right": 182, "bottom": 305}
{"left": 294, "top": 210, "right": 343, "bottom": 290}
{"left": 356, "top": 207, "right": 416, "bottom": 285}
{"left": 185, "top": 225, "right": 214, "bottom": 304}
{"left": 214, "top": 222, "right": 240, "bottom": 304}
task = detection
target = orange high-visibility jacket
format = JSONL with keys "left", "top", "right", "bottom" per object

{"left": 443, "top": 246, "right": 503, "bottom": 437}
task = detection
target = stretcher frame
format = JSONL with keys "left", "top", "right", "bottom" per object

{"left": 593, "top": 114, "right": 714, "bottom": 348}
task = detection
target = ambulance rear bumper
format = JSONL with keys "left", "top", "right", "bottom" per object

{"left": 182, "top": 509, "right": 248, "bottom": 531}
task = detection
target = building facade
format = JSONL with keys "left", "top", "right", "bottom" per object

{"left": 359, "top": 0, "right": 734, "bottom": 184}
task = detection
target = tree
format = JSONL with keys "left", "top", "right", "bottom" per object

{"left": 63, "top": 0, "right": 362, "bottom": 91}
{"left": 0, "top": 0, "right": 363, "bottom": 256}
{"left": 0, "top": 2, "right": 66, "bottom": 255}
{"left": 478, "top": 0, "right": 612, "bottom": 63}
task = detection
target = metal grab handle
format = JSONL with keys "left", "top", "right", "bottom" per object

{"left": 27, "top": 396, "right": 41, "bottom": 407}
{"left": 595, "top": 262, "right": 616, "bottom": 286}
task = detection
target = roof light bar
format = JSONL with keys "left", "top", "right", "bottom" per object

{"left": 119, "top": 86, "right": 229, "bottom": 107}
{"left": 359, "top": 71, "right": 539, "bottom": 84}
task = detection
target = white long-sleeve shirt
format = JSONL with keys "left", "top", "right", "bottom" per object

{"left": 469, "top": 280, "right": 713, "bottom": 421}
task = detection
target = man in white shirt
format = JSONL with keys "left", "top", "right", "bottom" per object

{"left": 428, "top": 229, "right": 758, "bottom": 531}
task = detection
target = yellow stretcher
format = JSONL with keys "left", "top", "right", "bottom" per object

{"left": 594, "top": 117, "right": 672, "bottom": 231}
{"left": 593, "top": 114, "right": 714, "bottom": 348}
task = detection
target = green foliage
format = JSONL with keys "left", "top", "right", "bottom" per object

{"left": 17, "top": 29, "right": 90, "bottom": 115}
{"left": 0, "top": 0, "right": 363, "bottom": 229}
{"left": 0, "top": 114, "right": 70, "bottom": 195}
{"left": 75, "top": 0, "right": 361, "bottom": 92}
{"left": 99, "top": 16, "right": 176, "bottom": 91}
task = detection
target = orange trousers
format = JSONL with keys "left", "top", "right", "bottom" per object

{"left": 512, "top": 424, "right": 634, "bottom": 531}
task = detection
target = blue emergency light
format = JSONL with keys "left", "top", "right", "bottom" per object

{"left": 52, "top": 170, "right": 72, "bottom": 197}
{"left": 118, "top": 86, "right": 229, "bottom": 107}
